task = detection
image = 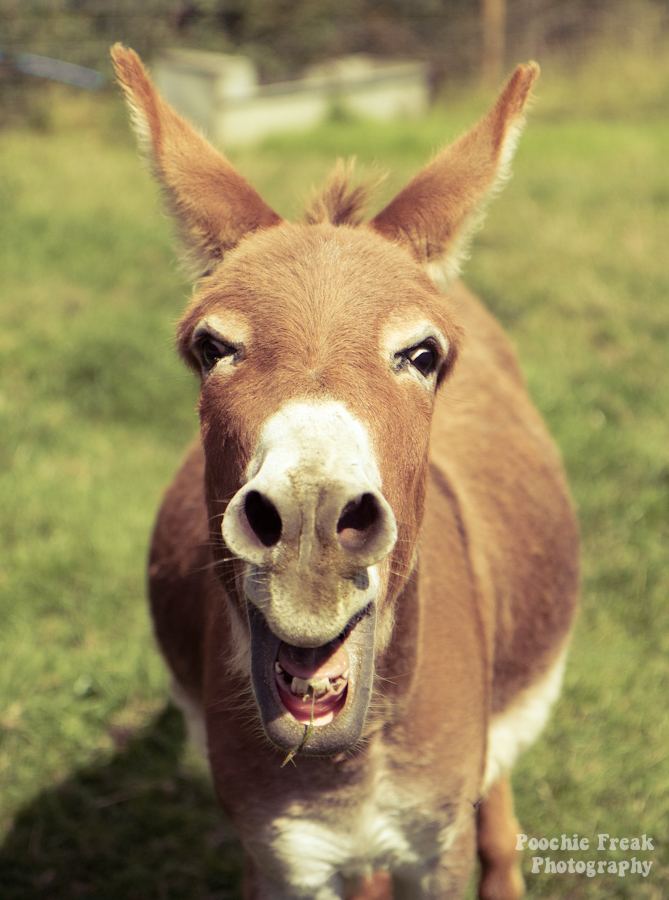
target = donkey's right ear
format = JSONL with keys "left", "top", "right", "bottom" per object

{"left": 111, "top": 44, "right": 282, "bottom": 277}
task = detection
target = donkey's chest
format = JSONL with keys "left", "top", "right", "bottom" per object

{"left": 250, "top": 765, "right": 457, "bottom": 890}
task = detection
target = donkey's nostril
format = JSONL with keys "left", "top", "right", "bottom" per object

{"left": 337, "top": 493, "right": 380, "bottom": 552}
{"left": 244, "top": 490, "right": 282, "bottom": 547}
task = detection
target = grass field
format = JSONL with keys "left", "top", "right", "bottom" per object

{"left": 1, "top": 45, "right": 668, "bottom": 898}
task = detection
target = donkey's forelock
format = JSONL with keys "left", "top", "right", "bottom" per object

{"left": 303, "top": 160, "right": 384, "bottom": 228}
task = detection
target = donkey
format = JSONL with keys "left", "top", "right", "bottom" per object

{"left": 111, "top": 45, "right": 578, "bottom": 900}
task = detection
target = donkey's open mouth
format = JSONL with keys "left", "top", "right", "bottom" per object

{"left": 247, "top": 602, "right": 376, "bottom": 756}
{"left": 274, "top": 635, "right": 350, "bottom": 726}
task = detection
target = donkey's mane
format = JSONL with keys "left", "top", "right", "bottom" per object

{"left": 303, "top": 160, "right": 382, "bottom": 227}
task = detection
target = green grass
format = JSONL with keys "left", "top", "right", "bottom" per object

{"left": 1, "top": 44, "right": 668, "bottom": 897}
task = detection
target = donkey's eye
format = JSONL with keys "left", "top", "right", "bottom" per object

{"left": 406, "top": 345, "right": 438, "bottom": 377}
{"left": 197, "top": 337, "right": 235, "bottom": 371}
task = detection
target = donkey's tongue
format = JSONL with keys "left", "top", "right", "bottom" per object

{"left": 277, "top": 637, "right": 350, "bottom": 681}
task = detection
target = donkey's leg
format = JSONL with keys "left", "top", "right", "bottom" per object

{"left": 476, "top": 774, "right": 524, "bottom": 900}
{"left": 346, "top": 873, "right": 392, "bottom": 900}
{"left": 243, "top": 856, "right": 264, "bottom": 900}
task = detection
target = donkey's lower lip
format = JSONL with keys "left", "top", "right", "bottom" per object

{"left": 247, "top": 601, "right": 376, "bottom": 756}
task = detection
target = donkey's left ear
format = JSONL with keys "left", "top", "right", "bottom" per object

{"left": 111, "top": 44, "right": 282, "bottom": 277}
{"left": 369, "top": 63, "right": 539, "bottom": 286}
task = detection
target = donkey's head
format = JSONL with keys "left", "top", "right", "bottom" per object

{"left": 112, "top": 46, "right": 537, "bottom": 756}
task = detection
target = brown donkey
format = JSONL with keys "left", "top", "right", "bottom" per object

{"left": 111, "top": 45, "right": 578, "bottom": 900}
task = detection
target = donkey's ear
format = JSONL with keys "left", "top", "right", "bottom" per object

{"left": 369, "top": 63, "right": 539, "bottom": 286}
{"left": 111, "top": 44, "right": 282, "bottom": 277}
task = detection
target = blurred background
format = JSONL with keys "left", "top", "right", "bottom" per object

{"left": 1, "top": 2, "right": 668, "bottom": 898}
{"left": 2, "top": 0, "right": 669, "bottom": 127}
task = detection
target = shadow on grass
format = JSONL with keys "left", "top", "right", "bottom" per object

{"left": 0, "top": 706, "right": 244, "bottom": 899}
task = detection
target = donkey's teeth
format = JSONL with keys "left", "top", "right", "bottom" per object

{"left": 310, "top": 678, "right": 330, "bottom": 696}
{"left": 275, "top": 662, "right": 284, "bottom": 674}
{"left": 291, "top": 676, "right": 311, "bottom": 695}
{"left": 287, "top": 674, "right": 345, "bottom": 697}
